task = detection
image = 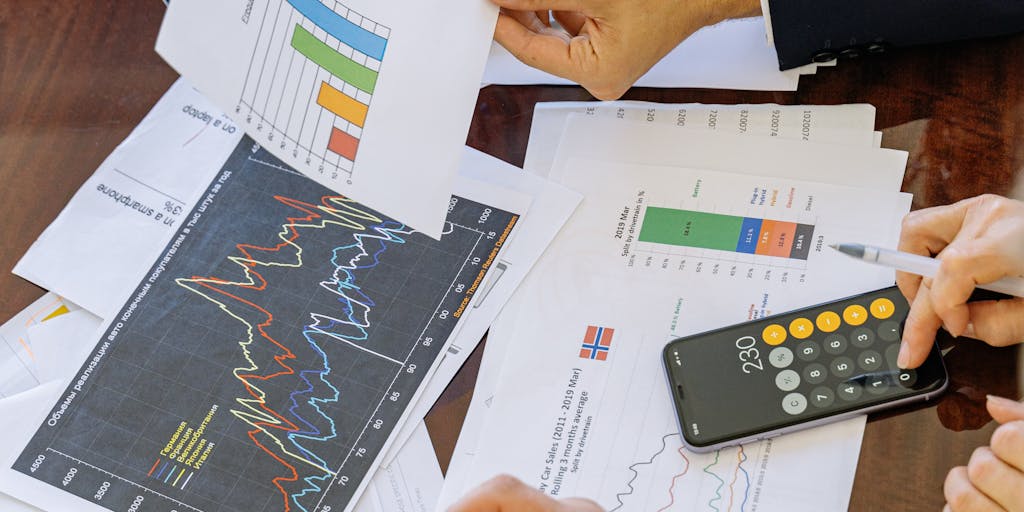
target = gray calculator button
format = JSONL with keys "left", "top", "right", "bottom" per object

{"left": 769, "top": 347, "right": 794, "bottom": 369}
{"left": 885, "top": 343, "right": 900, "bottom": 369}
{"left": 775, "top": 369, "right": 801, "bottom": 391}
{"left": 837, "top": 381, "right": 863, "bottom": 401}
{"left": 809, "top": 386, "right": 835, "bottom": 408}
{"left": 782, "top": 392, "right": 808, "bottom": 415}
{"left": 897, "top": 369, "right": 917, "bottom": 387}
{"left": 830, "top": 356, "right": 855, "bottom": 378}
{"left": 824, "top": 334, "right": 848, "bottom": 355}
{"left": 865, "top": 375, "right": 889, "bottom": 395}
{"left": 803, "top": 363, "right": 828, "bottom": 385}
{"left": 796, "top": 340, "right": 819, "bottom": 362}
{"left": 858, "top": 350, "right": 883, "bottom": 371}
{"left": 851, "top": 327, "right": 874, "bottom": 348}
{"left": 878, "top": 320, "right": 901, "bottom": 342}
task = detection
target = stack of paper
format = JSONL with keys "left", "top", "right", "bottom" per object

{"left": 438, "top": 102, "right": 911, "bottom": 511}
{"left": 0, "top": 80, "right": 579, "bottom": 512}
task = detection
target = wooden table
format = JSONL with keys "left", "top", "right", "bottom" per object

{"left": 2, "top": 2, "right": 1021, "bottom": 510}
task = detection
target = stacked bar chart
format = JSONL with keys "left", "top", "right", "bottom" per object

{"left": 238, "top": 0, "right": 389, "bottom": 173}
{"left": 638, "top": 207, "right": 814, "bottom": 260}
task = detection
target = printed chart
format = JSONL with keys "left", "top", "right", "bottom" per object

{"left": 238, "top": 0, "right": 389, "bottom": 177}
{"left": 625, "top": 188, "right": 821, "bottom": 285}
{"left": 13, "top": 139, "right": 518, "bottom": 512}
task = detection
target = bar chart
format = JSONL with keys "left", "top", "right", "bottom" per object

{"left": 639, "top": 207, "right": 815, "bottom": 260}
{"left": 237, "top": 0, "right": 390, "bottom": 175}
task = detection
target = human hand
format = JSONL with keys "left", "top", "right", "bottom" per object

{"left": 896, "top": 194, "right": 1024, "bottom": 369}
{"left": 490, "top": 0, "right": 761, "bottom": 100}
{"left": 943, "top": 395, "right": 1024, "bottom": 511}
{"left": 448, "top": 474, "right": 604, "bottom": 511}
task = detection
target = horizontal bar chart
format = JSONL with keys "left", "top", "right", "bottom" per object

{"left": 291, "top": 24, "right": 379, "bottom": 94}
{"left": 317, "top": 81, "right": 368, "bottom": 127}
{"left": 286, "top": 0, "right": 388, "bottom": 60}
{"left": 638, "top": 207, "right": 814, "bottom": 260}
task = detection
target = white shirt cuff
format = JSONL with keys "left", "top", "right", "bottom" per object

{"left": 760, "top": 0, "right": 775, "bottom": 45}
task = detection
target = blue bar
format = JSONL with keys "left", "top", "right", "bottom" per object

{"left": 735, "top": 217, "right": 762, "bottom": 254}
{"left": 287, "top": 0, "right": 388, "bottom": 61}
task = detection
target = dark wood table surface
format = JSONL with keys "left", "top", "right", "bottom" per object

{"left": 2, "top": 2, "right": 1021, "bottom": 510}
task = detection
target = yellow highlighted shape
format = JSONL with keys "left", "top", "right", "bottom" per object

{"left": 815, "top": 311, "right": 840, "bottom": 332}
{"left": 870, "top": 298, "right": 895, "bottom": 319}
{"left": 788, "top": 318, "right": 814, "bottom": 339}
{"left": 316, "top": 81, "right": 368, "bottom": 128}
{"left": 843, "top": 304, "right": 868, "bottom": 326}
{"left": 762, "top": 324, "right": 787, "bottom": 345}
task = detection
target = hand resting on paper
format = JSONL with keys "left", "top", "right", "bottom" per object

{"left": 895, "top": 194, "right": 1024, "bottom": 369}
{"left": 943, "top": 395, "right": 1024, "bottom": 511}
{"left": 449, "top": 474, "right": 604, "bottom": 511}
{"left": 490, "top": 0, "right": 761, "bottom": 100}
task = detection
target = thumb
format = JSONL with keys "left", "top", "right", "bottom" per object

{"left": 987, "top": 395, "right": 1024, "bottom": 423}
{"left": 965, "top": 298, "right": 1024, "bottom": 347}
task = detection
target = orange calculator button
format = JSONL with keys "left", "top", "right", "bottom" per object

{"left": 843, "top": 304, "right": 868, "bottom": 326}
{"left": 815, "top": 311, "right": 841, "bottom": 332}
{"left": 870, "top": 298, "right": 896, "bottom": 319}
{"left": 762, "top": 324, "right": 788, "bottom": 346}
{"left": 788, "top": 318, "right": 814, "bottom": 339}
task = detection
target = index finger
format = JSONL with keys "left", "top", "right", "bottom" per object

{"left": 493, "top": 12, "right": 588, "bottom": 83}
{"left": 896, "top": 201, "right": 971, "bottom": 303}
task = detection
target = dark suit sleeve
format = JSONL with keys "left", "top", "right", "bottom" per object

{"left": 766, "top": 0, "right": 1024, "bottom": 69}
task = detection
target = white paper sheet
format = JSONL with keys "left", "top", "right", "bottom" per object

{"left": 13, "top": 80, "right": 243, "bottom": 319}
{"left": 358, "top": 423, "right": 442, "bottom": 512}
{"left": 483, "top": 17, "right": 802, "bottom": 91}
{"left": 155, "top": 0, "right": 498, "bottom": 238}
{"left": 0, "top": 293, "right": 82, "bottom": 399}
{"left": 460, "top": 158, "right": 911, "bottom": 510}
{"left": 524, "top": 102, "right": 878, "bottom": 175}
{"left": 549, "top": 116, "right": 907, "bottom": 190}
{"left": 25, "top": 310, "right": 104, "bottom": 385}
{"left": 380, "top": 148, "right": 582, "bottom": 464}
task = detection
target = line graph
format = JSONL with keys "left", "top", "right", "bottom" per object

{"left": 611, "top": 433, "right": 754, "bottom": 512}
{"left": 14, "top": 138, "right": 518, "bottom": 512}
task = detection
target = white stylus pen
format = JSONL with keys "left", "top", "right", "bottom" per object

{"left": 830, "top": 243, "right": 1024, "bottom": 298}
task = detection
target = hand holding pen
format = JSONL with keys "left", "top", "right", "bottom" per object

{"left": 892, "top": 194, "right": 1024, "bottom": 369}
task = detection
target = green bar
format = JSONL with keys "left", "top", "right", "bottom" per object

{"left": 291, "top": 24, "right": 378, "bottom": 94}
{"left": 638, "top": 207, "right": 744, "bottom": 250}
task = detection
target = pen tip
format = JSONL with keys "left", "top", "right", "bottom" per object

{"left": 828, "top": 244, "right": 838, "bottom": 250}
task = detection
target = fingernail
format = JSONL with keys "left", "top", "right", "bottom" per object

{"left": 897, "top": 342, "right": 909, "bottom": 369}
{"left": 986, "top": 394, "right": 1019, "bottom": 407}
{"left": 963, "top": 322, "right": 975, "bottom": 338}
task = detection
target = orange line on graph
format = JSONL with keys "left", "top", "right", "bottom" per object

{"left": 17, "top": 338, "right": 36, "bottom": 361}
{"left": 25, "top": 296, "right": 62, "bottom": 326}
{"left": 657, "top": 447, "right": 691, "bottom": 512}
{"left": 726, "top": 446, "right": 746, "bottom": 512}
{"left": 147, "top": 458, "right": 161, "bottom": 477}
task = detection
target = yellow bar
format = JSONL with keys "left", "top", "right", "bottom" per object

{"left": 316, "top": 82, "right": 368, "bottom": 127}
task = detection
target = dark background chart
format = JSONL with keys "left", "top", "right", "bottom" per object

{"left": 12, "top": 138, "right": 517, "bottom": 512}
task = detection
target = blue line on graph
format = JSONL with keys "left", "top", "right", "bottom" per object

{"left": 286, "top": 0, "right": 388, "bottom": 60}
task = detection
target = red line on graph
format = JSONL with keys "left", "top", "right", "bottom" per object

{"left": 147, "top": 458, "right": 161, "bottom": 477}
{"left": 657, "top": 447, "right": 691, "bottom": 512}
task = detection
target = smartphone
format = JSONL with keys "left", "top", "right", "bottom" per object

{"left": 662, "top": 286, "right": 948, "bottom": 452}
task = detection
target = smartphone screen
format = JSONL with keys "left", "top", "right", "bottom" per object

{"left": 663, "top": 286, "right": 947, "bottom": 450}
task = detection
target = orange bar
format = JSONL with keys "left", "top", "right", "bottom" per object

{"left": 316, "top": 82, "right": 369, "bottom": 127}
{"left": 327, "top": 127, "right": 359, "bottom": 161}
{"left": 768, "top": 221, "right": 797, "bottom": 257}
{"left": 754, "top": 220, "right": 776, "bottom": 255}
